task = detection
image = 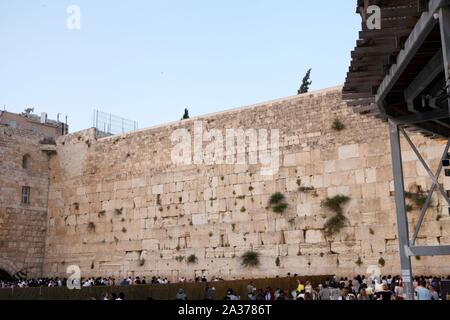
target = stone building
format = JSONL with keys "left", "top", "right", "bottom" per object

{"left": 2, "top": 86, "right": 448, "bottom": 281}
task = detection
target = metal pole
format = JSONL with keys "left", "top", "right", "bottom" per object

{"left": 439, "top": 7, "right": 450, "bottom": 112}
{"left": 389, "top": 120, "right": 414, "bottom": 300}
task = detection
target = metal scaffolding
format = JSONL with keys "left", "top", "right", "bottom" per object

{"left": 389, "top": 121, "right": 450, "bottom": 300}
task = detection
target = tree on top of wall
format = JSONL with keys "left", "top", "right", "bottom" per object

{"left": 298, "top": 69, "right": 312, "bottom": 94}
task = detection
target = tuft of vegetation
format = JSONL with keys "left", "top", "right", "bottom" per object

{"left": 268, "top": 193, "right": 288, "bottom": 214}
{"left": 187, "top": 254, "right": 198, "bottom": 264}
{"left": 322, "top": 195, "right": 351, "bottom": 236}
{"left": 241, "top": 251, "right": 260, "bottom": 268}
{"left": 249, "top": 185, "right": 254, "bottom": 192}
{"left": 175, "top": 256, "right": 185, "bottom": 262}
{"left": 115, "top": 208, "right": 123, "bottom": 215}
{"left": 275, "top": 257, "right": 280, "bottom": 267}
{"left": 73, "top": 202, "right": 80, "bottom": 210}
{"left": 378, "top": 257, "right": 386, "bottom": 267}
{"left": 355, "top": 257, "right": 363, "bottom": 267}
{"left": 324, "top": 213, "right": 347, "bottom": 236}
{"left": 406, "top": 204, "right": 414, "bottom": 212}
{"left": 415, "top": 256, "right": 421, "bottom": 261}
{"left": 121, "top": 227, "right": 127, "bottom": 233}
{"left": 240, "top": 206, "right": 246, "bottom": 213}
{"left": 322, "top": 195, "right": 350, "bottom": 215}
{"left": 405, "top": 191, "right": 429, "bottom": 208}
{"left": 98, "top": 210, "right": 106, "bottom": 217}
{"left": 369, "top": 228, "right": 375, "bottom": 235}
{"left": 176, "top": 245, "right": 181, "bottom": 251}
{"left": 332, "top": 118, "right": 345, "bottom": 131}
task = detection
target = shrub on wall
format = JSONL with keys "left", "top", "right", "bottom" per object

{"left": 187, "top": 254, "right": 198, "bottom": 264}
{"left": 268, "top": 193, "right": 288, "bottom": 214}
{"left": 355, "top": 257, "right": 363, "bottom": 267}
{"left": 322, "top": 195, "right": 350, "bottom": 236}
{"left": 241, "top": 251, "right": 260, "bottom": 268}
{"left": 332, "top": 118, "right": 345, "bottom": 131}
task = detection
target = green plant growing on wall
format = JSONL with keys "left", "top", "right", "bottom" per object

{"left": 175, "top": 256, "right": 185, "bottom": 262}
{"left": 176, "top": 245, "right": 181, "bottom": 251}
{"left": 275, "top": 257, "right": 280, "bottom": 267}
{"left": 241, "top": 251, "right": 260, "bottom": 268}
{"left": 98, "top": 210, "right": 106, "bottom": 217}
{"left": 115, "top": 208, "right": 123, "bottom": 215}
{"left": 332, "top": 118, "right": 345, "bottom": 131}
{"left": 369, "top": 228, "right": 375, "bottom": 235}
{"left": 322, "top": 195, "right": 350, "bottom": 236}
{"left": 324, "top": 213, "right": 347, "bottom": 236}
{"left": 355, "top": 257, "right": 363, "bottom": 267}
{"left": 405, "top": 191, "right": 430, "bottom": 208}
{"left": 406, "top": 204, "right": 414, "bottom": 212}
{"left": 73, "top": 202, "right": 80, "bottom": 210}
{"left": 378, "top": 257, "right": 386, "bottom": 267}
{"left": 121, "top": 227, "right": 127, "bottom": 233}
{"left": 240, "top": 206, "right": 246, "bottom": 213}
{"left": 187, "top": 254, "right": 198, "bottom": 264}
{"left": 268, "top": 193, "right": 288, "bottom": 214}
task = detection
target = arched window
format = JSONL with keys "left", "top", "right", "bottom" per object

{"left": 22, "top": 154, "right": 31, "bottom": 170}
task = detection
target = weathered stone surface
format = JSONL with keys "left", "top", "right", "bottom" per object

{"left": 2, "top": 87, "right": 450, "bottom": 281}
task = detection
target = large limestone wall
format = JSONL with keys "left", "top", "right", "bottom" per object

{"left": 0, "top": 126, "right": 50, "bottom": 277}
{"left": 43, "top": 87, "right": 450, "bottom": 281}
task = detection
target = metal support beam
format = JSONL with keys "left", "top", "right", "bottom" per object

{"left": 391, "top": 108, "right": 449, "bottom": 125}
{"left": 403, "top": 136, "right": 450, "bottom": 244}
{"left": 439, "top": 6, "right": 450, "bottom": 113}
{"left": 400, "top": 128, "right": 450, "bottom": 206}
{"left": 409, "top": 246, "right": 450, "bottom": 256}
{"left": 376, "top": 0, "right": 450, "bottom": 105}
{"left": 389, "top": 120, "right": 414, "bottom": 300}
{"left": 405, "top": 50, "right": 444, "bottom": 111}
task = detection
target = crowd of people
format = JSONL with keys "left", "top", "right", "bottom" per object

{"left": 1, "top": 274, "right": 448, "bottom": 301}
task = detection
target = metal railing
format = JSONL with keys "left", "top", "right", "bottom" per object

{"left": 93, "top": 109, "right": 138, "bottom": 135}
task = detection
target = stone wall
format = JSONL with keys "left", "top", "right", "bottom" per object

{"left": 41, "top": 87, "right": 450, "bottom": 280}
{"left": 0, "top": 126, "right": 51, "bottom": 277}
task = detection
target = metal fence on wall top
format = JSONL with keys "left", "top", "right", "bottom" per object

{"left": 93, "top": 109, "right": 138, "bottom": 135}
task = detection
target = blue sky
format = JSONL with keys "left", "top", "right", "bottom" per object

{"left": 0, "top": 1, "right": 360, "bottom": 132}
